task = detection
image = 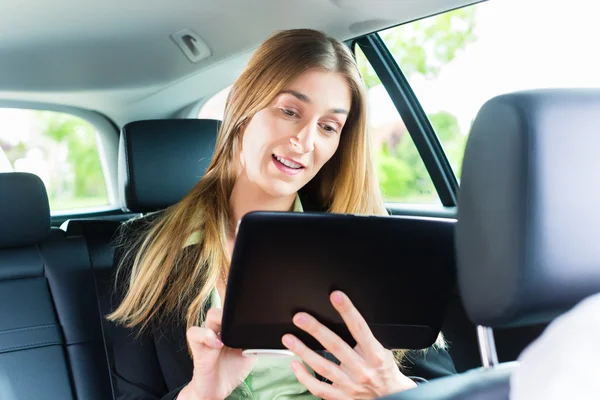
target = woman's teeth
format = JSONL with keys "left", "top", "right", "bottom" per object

{"left": 274, "top": 155, "right": 302, "bottom": 169}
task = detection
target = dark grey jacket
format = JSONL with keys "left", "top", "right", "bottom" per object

{"left": 107, "top": 215, "right": 456, "bottom": 400}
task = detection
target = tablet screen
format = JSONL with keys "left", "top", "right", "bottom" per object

{"left": 221, "top": 212, "right": 455, "bottom": 351}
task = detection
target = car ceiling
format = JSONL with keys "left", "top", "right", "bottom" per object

{"left": 0, "top": 0, "right": 475, "bottom": 127}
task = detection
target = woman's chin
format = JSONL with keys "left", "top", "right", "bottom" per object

{"left": 261, "top": 179, "right": 303, "bottom": 200}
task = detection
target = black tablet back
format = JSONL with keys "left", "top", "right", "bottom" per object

{"left": 221, "top": 212, "right": 455, "bottom": 351}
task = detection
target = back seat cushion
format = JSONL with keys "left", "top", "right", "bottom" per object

{"left": 0, "top": 173, "right": 113, "bottom": 400}
{"left": 43, "top": 229, "right": 114, "bottom": 400}
{"left": 62, "top": 218, "right": 129, "bottom": 324}
{"left": 0, "top": 246, "right": 71, "bottom": 400}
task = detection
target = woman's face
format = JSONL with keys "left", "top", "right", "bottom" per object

{"left": 239, "top": 69, "right": 352, "bottom": 198}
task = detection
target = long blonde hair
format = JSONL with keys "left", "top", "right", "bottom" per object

{"left": 108, "top": 29, "right": 387, "bottom": 339}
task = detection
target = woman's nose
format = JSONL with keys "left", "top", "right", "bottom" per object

{"left": 290, "top": 123, "right": 316, "bottom": 153}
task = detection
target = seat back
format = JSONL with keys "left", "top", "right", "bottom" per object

{"left": 60, "top": 118, "right": 221, "bottom": 396}
{"left": 64, "top": 118, "right": 222, "bottom": 310}
{"left": 381, "top": 89, "right": 600, "bottom": 399}
{"left": 0, "top": 172, "right": 113, "bottom": 400}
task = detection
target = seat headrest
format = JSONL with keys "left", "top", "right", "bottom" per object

{"left": 118, "top": 119, "right": 220, "bottom": 213}
{"left": 456, "top": 89, "right": 600, "bottom": 328}
{"left": 0, "top": 173, "right": 50, "bottom": 248}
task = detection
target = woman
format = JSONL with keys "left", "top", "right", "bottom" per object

{"left": 108, "top": 29, "right": 456, "bottom": 400}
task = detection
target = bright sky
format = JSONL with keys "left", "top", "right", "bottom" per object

{"left": 407, "top": 0, "right": 600, "bottom": 132}
{"left": 0, "top": 108, "right": 35, "bottom": 146}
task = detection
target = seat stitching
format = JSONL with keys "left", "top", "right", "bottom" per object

{"left": 0, "top": 324, "right": 58, "bottom": 335}
{"left": 0, "top": 339, "right": 62, "bottom": 353}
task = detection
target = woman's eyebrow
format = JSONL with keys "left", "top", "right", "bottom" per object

{"left": 281, "top": 89, "right": 311, "bottom": 103}
{"left": 280, "top": 90, "right": 349, "bottom": 115}
{"left": 329, "top": 108, "right": 349, "bottom": 115}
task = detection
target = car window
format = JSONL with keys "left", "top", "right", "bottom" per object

{"left": 355, "top": 47, "right": 438, "bottom": 203}
{"left": 0, "top": 108, "right": 110, "bottom": 212}
{"left": 198, "top": 74, "right": 439, "bottom": 204}
{"left": 379, "top": 0, "right": 600, "bottom": 178}
{"left": 198, "top": 85, "right": 231, "bottom": 121}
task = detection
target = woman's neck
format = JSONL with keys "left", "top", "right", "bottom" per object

{"left": 221, "top": 176, "right": 295, "bottom": 299}
{"left": 229, "top": 176, "right": 296, "bottom": 231}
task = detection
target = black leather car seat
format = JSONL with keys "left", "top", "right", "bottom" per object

{"left": 0, "top": 172, "right": 113, "bottom": 400}
{"left": 380, "top": 89, "right": 600, "bottom": 399}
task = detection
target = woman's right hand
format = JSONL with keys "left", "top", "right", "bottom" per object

{"left": 178, "top": 308, "right": 256, "bottom": 400}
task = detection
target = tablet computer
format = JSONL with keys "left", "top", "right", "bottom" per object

{"left": 220, "top": 211, "right": 455, "bottom": 352}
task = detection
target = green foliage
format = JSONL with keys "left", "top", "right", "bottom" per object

{"left": 357, "top": 47, "right": 382, "bottom": 90}
{"left": 382, "top": 7, "right": 477, "bottom": 80}
{"left": 359, "top": 7, "right": 477, "bottom": 89}
{"left": 0, "top": 110, "right": 108, "bottom": 210}
{"left": 376, "top": 145, "right": 415, "bottom": 200}
{"left": 358, "top": 6, "right": 477, "bottom": 202}
{"left": 35, "top": 111, "right": 108, "bottom": 208}
{"left": 376, "top": 137, "right": 436, "bottom": 202}
{"left": 428, "top": 111, "right": 468, "bottom": 176}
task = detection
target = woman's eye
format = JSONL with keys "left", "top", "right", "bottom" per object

{"left": 320, "top": 124, "right": 338, "bottom": 134}
{"left": 281, "top": 108, "right": 298, "bottom": 117}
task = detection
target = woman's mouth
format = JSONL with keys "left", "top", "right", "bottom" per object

{"left": 272, "top": 154, "right": 305, "bottom": 176}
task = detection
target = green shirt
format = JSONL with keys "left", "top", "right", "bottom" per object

{"left": 188, "top": 195, "right": 318, "bottom": 399}
{"left": 211, "top": 288, "right": 318, "bottom": 400}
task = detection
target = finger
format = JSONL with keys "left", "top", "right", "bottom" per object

{"left": 290, "top": 360, "right": 346, "bottom": 400}
{"left": 330, "top": 291, "right": 383, "bottom": 356}
{"left": 186, "top": 326, "right": 226, "bottom": 374}
{"left": 187, "top": 326, "right": 223, "bottom": 350}
{"left": 292, "top": 312, "right": 363, "bottom": 368}
{"left": 340, "top": 363, "right": 351, "bottom": 377}
{"left": 203, "top": 307, "right": 222, "bottom": 333}
{"left": 282, "top": 334, "right": 354, "bottom": 388}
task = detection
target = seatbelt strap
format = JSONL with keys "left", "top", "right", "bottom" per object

{"left": 85, "top": 232, "right": 117, "bottom": 400}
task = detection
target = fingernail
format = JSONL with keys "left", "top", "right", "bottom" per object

{"left": 332, "top": 291, "right": 344, "bottom": 305}
{"left": 282, "top": 335, "right": 295, "bottom": 348}
{"left": 291, "top": 360, "right": 300, "bottom": 373}
{"left": 214, "top": 338, "right": 224, "bottom": 348}
{"left": 294, "top": 314, "right": 308, "bottom": 326}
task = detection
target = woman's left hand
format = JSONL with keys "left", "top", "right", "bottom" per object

{"left": 281, "top": 291, "right": 417, "bottom": 400}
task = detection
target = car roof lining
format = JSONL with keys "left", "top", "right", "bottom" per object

{"left": 0, "top": 0, "right": 478, "bottom": 126}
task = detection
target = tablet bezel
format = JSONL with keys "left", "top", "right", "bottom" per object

{"left": 221, "top": 211, "right": 455, "bottom": 351}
